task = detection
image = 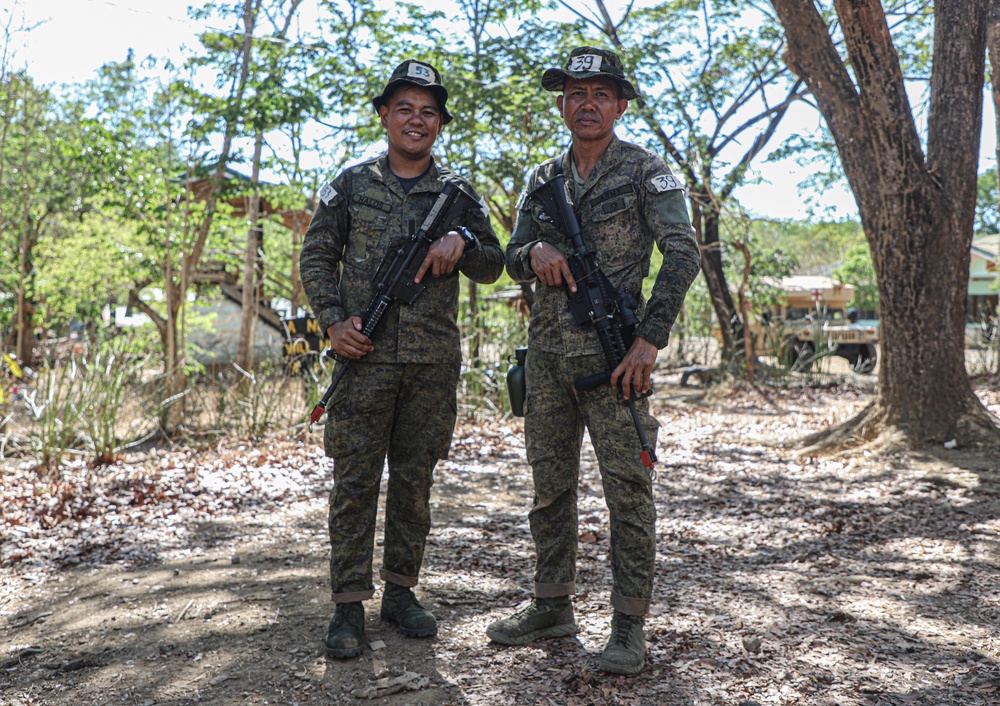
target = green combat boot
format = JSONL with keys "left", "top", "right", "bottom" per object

{"left": 324, "top": 602, "right": 364, "bottom": 659}
{"left": 599, "top": 611, "right": 646, "bottom": 675}
{"left": 380, "top": 583, "right": 437, "bottom": 637}
{"left": 486, "top": 597, "right": 579, "bottom": 645}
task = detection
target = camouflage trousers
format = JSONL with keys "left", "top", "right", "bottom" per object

{"left": 323, "top": 361, "right": 459, "bottom": 602}
{"left": 524, "top": 348, "right": 660, "bottom": 616}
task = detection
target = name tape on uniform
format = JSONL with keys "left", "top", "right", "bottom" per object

{"left": 649, "top": 174, "right": 685, "bottom": 194}
{"left": 320, "top": 184, "right": 338, "bottom": 205}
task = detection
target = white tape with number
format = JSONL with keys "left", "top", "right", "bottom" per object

{"left": 568, "top": 54, "right": 603, "bottom": 73}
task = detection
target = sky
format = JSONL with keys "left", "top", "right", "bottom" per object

{"left": 5, "top": 0, "right": 997, "bottom": 222}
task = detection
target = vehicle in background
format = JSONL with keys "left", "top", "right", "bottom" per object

{"left": 721, "top": 276, "right": 880, "bottom": 373}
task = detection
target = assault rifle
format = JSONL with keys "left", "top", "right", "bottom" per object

{"left": 309, "top": 180, "right": 478, "bottom": 424}
{"left": 529, "top": 171, "right": 657, "bottom": 471}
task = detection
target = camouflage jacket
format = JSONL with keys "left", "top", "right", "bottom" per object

{"left": 300, "top": 154, "right": 503, "bottom": 365}
{"left": 506, "top": 135, "right": 700, "bottom": 356}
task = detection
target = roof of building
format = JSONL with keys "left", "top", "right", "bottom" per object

{"left": 971, "top": 234, "right": 999, "bottom": 265}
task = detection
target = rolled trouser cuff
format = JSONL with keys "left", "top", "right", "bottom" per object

{"left": 333, "top": 589, "right": 375, "bottom": 604}
{"left": 534, "top": 581, "right": 576, "bottom": 598}
{"left": 380, "top": 568, "right": 418, "bottom": 588}
{"left": 611, "top": 591, "right": 650, "bottom": 616}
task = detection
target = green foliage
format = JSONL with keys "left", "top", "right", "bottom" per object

{"left": 6, "top": 1, "right": 946, "bottom": 412}
{"left": 604, "top": 2, "right": 797, "bottom": 192}
{"left": 17, "top": 335, "right": 157, "bottom": 471}
{"left": 458, "top": 288, "right": 530, "bottom": 415}
{"left": 747, "top": 218, "right": 865, "bottom": 275}
{"left": 22, "top": 356, "right": 85, "bottom": 473}
{"left": 33, "top": 211, "right": 148, "bottom": 330}
{"left": 677, "top": 275, "right": 714, "bottom": 340}
{"left": 743, "top": 243, "right": 798, "bottom": 309}
{"left": 393, "top": 1, "right": 564, "bottom": 237}
{"left": 78, "top": 335, "right": 155, "bottom": 464}
{"left": 885, "top": 1, "right": 934, "bottom": 79}
{"left": 976, "top": 168, "right": 998, "bottom": 236}
{"left": 834, "top": 243, "right": 879, "bottom": 313}
{"left": 0, "top": 71, "right": 117, "bottom": 333}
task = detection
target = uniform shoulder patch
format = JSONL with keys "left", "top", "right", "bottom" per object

{"left": 647, "top": 174, "right": 685, "bottom": 194}
{"left": 319, "top": 183, "right": 338, "bottom": 205}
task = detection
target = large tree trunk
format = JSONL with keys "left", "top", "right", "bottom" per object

{"left": 771, "top": 0, "right": 999, "bottom": 449}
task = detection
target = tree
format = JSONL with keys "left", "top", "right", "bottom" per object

{"left": 232, "top": 0, "right": 318, "bottom": 373}
{"left": 770, "top": 0, "right": 999, "bottom": 447}
{"left": 118, "top": 0, "right": 264, "bottom": 427}
{"left": 0, "top": 68, "right": 122, "bottom": 364}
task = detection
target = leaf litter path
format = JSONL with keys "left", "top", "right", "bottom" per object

{"left": 1, "top": 384, "right": 999, "bottom": 706}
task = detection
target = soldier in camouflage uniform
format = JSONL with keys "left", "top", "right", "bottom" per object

{"left": 300, "top": 59, "right": 503, "bottom": 659}
{"left": 486, "top": 47, "right": 700, "bottom": 675}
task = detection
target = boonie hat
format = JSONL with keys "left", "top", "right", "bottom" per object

{"left": 372, "top": 59, "right": 453, "bottom": 125}
{"left": 541, "top": 46, "right": 639, "bottom": 101}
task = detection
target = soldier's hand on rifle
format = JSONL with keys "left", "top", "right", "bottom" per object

{"left": 415, "top": 230, "right": 465, "bottom": 282}
{"left": 529, "top": 242, "right": 577, "bottom": 292}
{"left": 328, "top": 318, "right": 374, "bottom": 360}
{"left": 611, "top": 336, "right": 657, "bottom": 400}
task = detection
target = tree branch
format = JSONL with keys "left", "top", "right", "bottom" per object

{"left": 719, "top": 80, "right": 807, "bottom": 202}
{"left": 770, "top": 0, "right": 877, "bottom": 213}
{"left": 926, "top": 0, "right": 988, "bottom": 196}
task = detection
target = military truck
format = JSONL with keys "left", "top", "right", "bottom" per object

{"left": 744, "top": 276, "right": 879, "bottom": 373}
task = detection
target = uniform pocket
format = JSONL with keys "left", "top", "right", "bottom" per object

{"left": 325, "top": 404, "right": 371, "bottom": 459}
{"left": 323, "top": 364, "right": 394, "bottom": 458}
{"left": 346, "top": 207, "right": 389, "bottom": 262}
{"left": 589, "top": 191, "right": 639, "bottom": 263}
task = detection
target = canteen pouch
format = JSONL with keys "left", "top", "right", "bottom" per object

{"left": 506, "top": 347, "right": 528, "bottom": 417}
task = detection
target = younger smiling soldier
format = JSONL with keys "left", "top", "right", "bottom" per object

{"left": 300, "top": 59, "right": 503, "bottom": 658}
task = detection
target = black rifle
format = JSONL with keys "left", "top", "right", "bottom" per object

{"left": 309, "top": 180, "right": 477, "bottom": 424}
{"left": 529, "top": 171, "right": 657, "bottom": 471}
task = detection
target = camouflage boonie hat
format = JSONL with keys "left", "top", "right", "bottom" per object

{"left": 541, "top": 46, "right": 638, "bottom": 101}
{"left": 372, "top": 59, "right": 453, "bottom": 125}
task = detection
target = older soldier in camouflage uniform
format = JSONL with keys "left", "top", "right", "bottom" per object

{"left": 487, "top": 47, "right": 700, "bottom": 675}
{"left": 300, "top": 59, "right": 503, "bottom": 659}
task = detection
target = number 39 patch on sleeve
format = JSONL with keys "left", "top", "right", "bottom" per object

{"left": 649, "top": 174, "right": 685, "bottom": 194}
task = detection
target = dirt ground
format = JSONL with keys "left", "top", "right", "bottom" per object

{"left": 2, "top": 375, "right": 999, "bottom": 706}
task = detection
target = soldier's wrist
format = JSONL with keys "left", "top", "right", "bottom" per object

{"left": 456, "top": 227, "right": 477, "bottom": 251}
